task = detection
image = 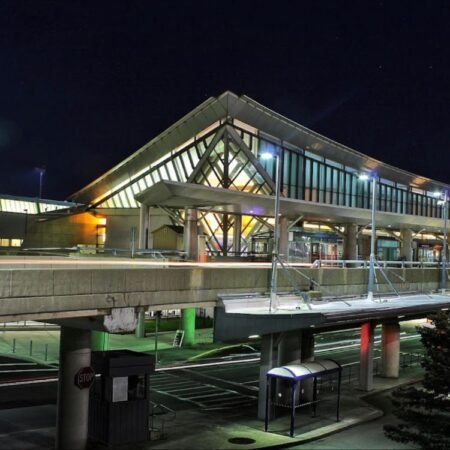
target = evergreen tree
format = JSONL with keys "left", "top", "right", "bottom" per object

{"left": 384, "top": 310, "right": 450, "bottom": 449}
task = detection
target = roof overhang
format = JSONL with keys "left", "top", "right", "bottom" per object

{"left": 267, "top": 360, "right": 341, "bottom": 381}
{"left": 214, "top": 293, "right": 450, "bottom": 341}
{"left": 136, "top": 180, "right": 445, "bottom": 232}
{"left": 70, "top": 91, "right": 449, "bottom": 206}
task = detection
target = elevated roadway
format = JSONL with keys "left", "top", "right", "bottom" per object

{"left": 0, "top": 256, "right": 442, "bottom": 323}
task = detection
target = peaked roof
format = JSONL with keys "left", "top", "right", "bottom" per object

{"left": 70, "top": 91, "right": 448, "bottom": 205}
{"left": 152, "top": 224, "right": 184, "bottom": 234}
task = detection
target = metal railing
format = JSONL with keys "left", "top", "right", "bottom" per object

{"left": 20, "top": 246, "right": 188, "bottom": 261}
{"left": 316, "top": 352, "right": 424, "bottom": 391}
{"left": 148, "top": 400, "right": 176, "bottom": 439}
{"left": 311, "top": 259, "right": 443, "bottom": 269}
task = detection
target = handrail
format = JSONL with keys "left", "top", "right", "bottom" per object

{"left": 148, "top": 400, "right": 176, "bottom": 438}
{"left": 311, "top": 259, "right": 444, "bottom": 268}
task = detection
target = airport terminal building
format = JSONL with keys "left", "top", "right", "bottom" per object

{"left": 1, "top": 91, "right": 449, "bottom": 263}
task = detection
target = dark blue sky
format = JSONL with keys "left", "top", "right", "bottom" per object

{"left": 1, "top": 1, "right": 450, "bottom": 199}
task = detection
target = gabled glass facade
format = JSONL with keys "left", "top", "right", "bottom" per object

{"left": 91, "top": 117, "right": 444, "bottom": 256}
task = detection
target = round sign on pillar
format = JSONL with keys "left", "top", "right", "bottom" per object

{"left": 74, "top": 366, "right": 95, "bottom": 390}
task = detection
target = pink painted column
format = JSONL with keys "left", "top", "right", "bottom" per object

{"left": 359, "top": 321, "right": 375, "bottom": 391}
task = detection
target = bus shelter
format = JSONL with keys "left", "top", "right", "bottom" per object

{"left": 264, "top": 359, "right": 342, "bottom": 437}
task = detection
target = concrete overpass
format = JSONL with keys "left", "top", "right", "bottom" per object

{"left": 1, "top": 256, "right": 449, "bottom": 449}
{"left": 0, "top": 257, "right": 442, "bottom": 322}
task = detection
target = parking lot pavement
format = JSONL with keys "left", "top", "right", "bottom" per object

{"left": 0, "top": 326, "right": 426, "bottom": 449}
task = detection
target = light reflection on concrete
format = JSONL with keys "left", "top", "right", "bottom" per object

{"left": 221, "top": 293, "right": 450, "bottom": 316}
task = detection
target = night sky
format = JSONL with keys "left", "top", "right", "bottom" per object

{"left": 1, "top": 1, "right": 450, "bottom": 200}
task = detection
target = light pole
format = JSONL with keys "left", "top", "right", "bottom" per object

{"left": 434, "top": 190, "right": 448, "bottom": 292}
{"left": 261, "top": 146, "right": 283, "bottom": 312}
{"left": 359, "top": 173, "right": 377, "bottom": 302}
{"left": 23, "top": 208, "right": 28, "bottom": 239}
{"left": 36, "top": 167, "right": 46, "bottom": 199}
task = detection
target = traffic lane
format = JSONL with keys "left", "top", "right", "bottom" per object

{"left": 0, "top": 332, "right": 423, "bottom": 413}
{"left": 0, "top": 381, "right": 57, "bottom": 409}
{"left": 190, "top": 334, "right": 423, "bottom": 386}
{"left": 0, "top": 356, "right": 58, "bottom": 408}
{"left": 0, "top": 404, "right": 55, "bottom": 450}
{"left": 0, "top": 356, "right": 57, "bottom": 383}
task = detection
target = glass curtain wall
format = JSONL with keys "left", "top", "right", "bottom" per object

{"left": 92, "top": 118, "right": 444, "bottom": 257}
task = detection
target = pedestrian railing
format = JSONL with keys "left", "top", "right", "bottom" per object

{"left": 148, "top": 400, "right": 176, "bottom": 440}
{"left": 311, "top": 259, "right": 444, "bottom": 269}
{"left": 316, "top": 352, "right": 424, "bottom": 391}
{"left": 0, "top": 334, "right": 59, "bottom": 362}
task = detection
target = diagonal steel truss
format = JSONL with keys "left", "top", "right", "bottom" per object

{"left": 157, "top": 124, "right": 277, "bottom": 256}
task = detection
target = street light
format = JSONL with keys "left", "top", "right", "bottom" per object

{"left": 261, "top": 147, "right": 283, "bottom": 312}
{"left": 23, "top": 208, "right": 28, "bottom": 238}
{"left": 359, "top": 172, "right": 377, "bottom": 302}
{"left": 433, "top": 190, "right": 448, "bottom": 292}
{"left": 36, "top": 167, "right": 46, "bottom": 198}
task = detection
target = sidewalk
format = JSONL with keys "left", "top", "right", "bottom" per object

{"left": 143, "top": 368, "right": 423, "bottom": 450}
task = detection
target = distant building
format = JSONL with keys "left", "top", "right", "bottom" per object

{"left": 0, "top": 194, "right": 95, "bottom": 252}
{"left": 152, "top": 225, "right": 184, "bottom": 251}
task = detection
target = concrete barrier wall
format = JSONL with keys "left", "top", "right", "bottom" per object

{"left": 0, "top": 266, "right": 441, "bottom": 319}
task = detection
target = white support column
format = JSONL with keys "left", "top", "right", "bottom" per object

{"left": 184, "top": 208, "right": 198, "bottom": 261}
{"left": 232, "top": 214, "right": 242, "bottom": 256}
{"left": 276, "top": 331, "right": 302, "bottom": 405}
{"left": 344, "top": 223, "right": 358, "bottom": 260}
{"left": 278, "top": 216, "right": 289, "bottom": 262}
{"left": 381, "top": 321, "right": 400, "bottom": 378}
{"left": 56, "top": 327, "right": 92, "bottom": 450}
{"left": 258, "top": 334, "right": 278, "bottom": 420}
{"left": 359, "top": 321, "right": 375, "bottom": 391}
{"left": 138, "top": 204, "right": 149, "bottom": 249}
{"left": 400, "top": 229, "right": 413, "bottom": 261}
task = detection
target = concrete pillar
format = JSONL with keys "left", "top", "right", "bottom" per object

{"left": 359, "top": 321, "right": 375, "bottom": 391}
{"left": 56, "top": 327, "right": 92, "bottom": 450}
{"left": 278, "top": 216, "right": 289, "bottom": 261}
{"left": 400, "top": 229, "right": 413, "bottom": 261}
{"left": 138, "top": 204, "right": 149, "bottom": 249}
{"left": 344, "top": 223, "right": 358, "bottom": 260}
{"left": 184, "top": 208, "right": 198, "bottom": 261}
{"left": 135, "top": 309, "right": 146, "bottom": 339}
{"left": 277, "top": 331, "right": 302, "bottom": 405}
{"left": 301, "top": 331, "right": 314, "bottom": 361}
{"left": 300, "top": 331, "right": 315, "bottom": 401}
{"left": 91, "top": 331, "right": 109, "bottom": 351}
{"left": 232, "top": 215, "right": 242, "bottom": 256}
{"left": 278, "top": 331, "right": 302, "bottom": 365}
{"left": 258, "top": 333, "right": 278, "bottom": 420}
{"left": 381, "top": 321, "right": 400, "bottom": 378}
{"left": 358, "top": 234, "right": 370, "bottom": 260}
{"left": 181, "top": 307, "right": 196, "bottom": 346}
